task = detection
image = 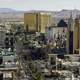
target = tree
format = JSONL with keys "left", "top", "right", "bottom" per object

{"left": 28, "top": 62, "right": 43, "bottom": 80}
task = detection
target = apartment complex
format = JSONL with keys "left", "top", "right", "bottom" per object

{"left": 24, "top": 11, "right": 52, "bottom": 33}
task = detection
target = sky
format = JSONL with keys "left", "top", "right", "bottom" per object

{"left": 0, "top": 0, "right": 80, "bottom": 11}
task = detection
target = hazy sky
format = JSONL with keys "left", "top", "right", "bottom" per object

{"left": 0, "top": 0, "right": 80, "bottom": 11}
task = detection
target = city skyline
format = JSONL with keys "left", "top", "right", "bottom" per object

{"left": 0, "top": 0, "right": 80, "bottom": 11}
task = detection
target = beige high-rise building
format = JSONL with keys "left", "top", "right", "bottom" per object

{"left": 74, "top": 18, "right": 80, "bottom": 51}
{"left": 24, "top": 11, "right": 52, "bottom": 33}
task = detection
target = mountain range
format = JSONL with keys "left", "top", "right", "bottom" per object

{"left": 52, "top": 9, "right": 80, "bottom": 18}
{"left": 0, "top": 8, "right": 80, "bottom": 21}
{"left": 0, "top": 8, "right": 23, "bottom": 13}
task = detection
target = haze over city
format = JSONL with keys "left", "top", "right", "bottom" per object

{"left": 0, "top": 0, "right": 80, "bottom": 11}
{"left": 0, "top": 0, "right": 80, "bottom": 80}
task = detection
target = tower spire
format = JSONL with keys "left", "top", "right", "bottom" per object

{"left": 68, "top": 12, "right": 74, "bottom": 31}
{"left": 70, "top": 12, "right": 73, "bottom": 19}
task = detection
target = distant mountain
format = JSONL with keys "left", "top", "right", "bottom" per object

{"left": 23, "top": 9, "right": 80, "bottom": 18}
{"left": 51, "top": 9, "right": 80, "bottom": 25}
{"left": 0, "top": 8, "right": 80, "bottom": 22}
{"left": 0, "top": 8, "right": 24, "bottom": 22}
{"left": 0, "top": 8, "right": 80, "bottom": 18}
{"left": 0, "top": 8, "right": 17, "bottom": 13}
{"left": 52, "top": 9, "right": 80, "bottom": 18}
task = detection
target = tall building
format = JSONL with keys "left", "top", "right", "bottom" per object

{"left": 0, "top": 26, "right": 6, "bottom": 47}
{"left": 68, "top": 14, "right": 75, "bottom": 54}
{"left": 68, "top": 14, "right": 80, "bottom": 54}
{"left": 45, "top": 26, "right": 68, "bottom": 54}
{"left": 24, "top": 11, "right": 52, "bottom": 33}
{"left": 74, "top": 18, "right": 80, "bottom": 51}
